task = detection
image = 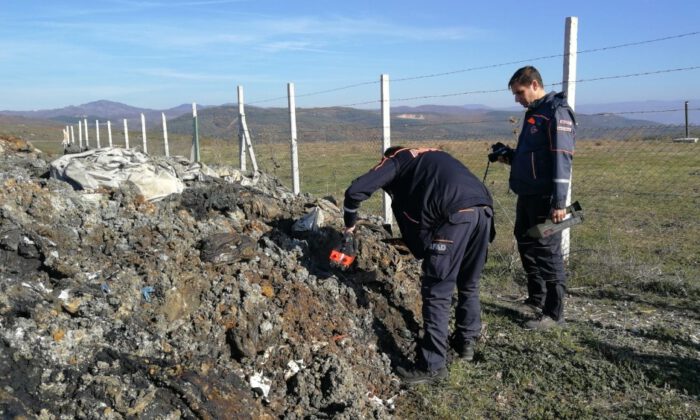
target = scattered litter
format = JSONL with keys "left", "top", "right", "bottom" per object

{"left": 22, "top": 282, "right": 53, "bottom": 295}
{"left": 249, "top": 371, "right": 272, "bottom": 398}
{"left": 292, "top": 207, "right": 324, "bottom": 233}
{"left": 284, "top": 359, "right": 305, "bottom": 380}
{"left": 58, "top": 289, "right": 71, "bottom": 301}
{"left": 367, "top": 392, "right": 397, "bottom": 412}
{"left": 311, "top": 341, "right": 328, "bottom": 352}
{"left": 200, "top": 232, "right": 257, "bottom": 264}
{"left": 141, "top": 286, "right": 156, "bottom": 303}
{"left": 101, "top": 283, "right": 111, "bottom": 295}
{"left": 49, "top": 148, "right": 186, "bottom": 201}
{"left": 260, "top": 346, "right": 275, "bottom": 365}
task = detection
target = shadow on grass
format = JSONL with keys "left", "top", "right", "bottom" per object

{"left": 585, "top": 321, "right": 700, "bottom": 353}
{"left": 632, "top": 326, "right": 700, "bottom": 352}
{"left": 583, "top": 337, "right": 700, "bottom": 397}
{"left": 568, "top": 287, "right": 700, "bottom": 320}
{"left": 481, "top": 300, "right": 536, "bottom": 327}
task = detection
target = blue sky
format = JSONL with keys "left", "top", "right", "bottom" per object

{"left": 1, "top": 0, "right": 699, "bottom": 111}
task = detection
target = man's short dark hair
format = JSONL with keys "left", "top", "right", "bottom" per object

{"left": 508, "top": 66, "right": 544, "bottom": 89}
{"left": 384, "top": 145, "right": 405, "bottom": 157}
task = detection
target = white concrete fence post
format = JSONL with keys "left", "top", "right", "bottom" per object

{"left": 141, "top": 113, "right": 148, "bottom": 154}
{"left": 95, "top": 120, "right": 101, "bottom": 148}
{"left": 70, "top": 125, "right": 75, "bottom": 144}
{"left": 381, "top": 74, "right": 393, "bottom": 227}
{"left": 288, "top": 82, "right": 300, "bottom": 195}
{"left": 84, "top": 118, "right": 89, "bottom": 149}
{"left": 107, "top": 121, "right": 113, "bottom": 147}
{"left": 237, "top": 86, "right": 248, "bottom": 171}
{"left": 561, "top": 16, "right": 578, "bottom": 261}
{"left": 162, "top": 112, "right": 170, "bottom": 157}
{"left": 237, "top": 86, "right": 258, "bottom": 172}
{"left": 191, "top": 103, "right": 200, "bottom": 162}
{"left": 78, "top": 120, "right": 83, "bottom": 149}
{"left": 123, "top": 119, "right": 130, "bottom": 149}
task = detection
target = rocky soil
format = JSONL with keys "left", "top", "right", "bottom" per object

{"left": 0, "top": 136, "right": 426, "bottom": 419}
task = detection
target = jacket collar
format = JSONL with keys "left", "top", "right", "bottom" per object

{"left": 527, "top": 91, "right": 567, "bottom": 111}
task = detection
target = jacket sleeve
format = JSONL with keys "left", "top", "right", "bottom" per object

{"left": 550, "top": 107, "right": 575, "bottom": 209}
{"left": 343, "top": 157, "right": 398, "bottom": 227}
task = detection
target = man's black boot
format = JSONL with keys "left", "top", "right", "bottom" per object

{"left": 396, "top": 365, "right": 448, "bottom": 385}
{"left": 450, "top": 336, "right": 476, "bottom": 361}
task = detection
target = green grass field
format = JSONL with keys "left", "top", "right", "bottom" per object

{"left": 20, "top": 129, "right": 700, "bottom": 418}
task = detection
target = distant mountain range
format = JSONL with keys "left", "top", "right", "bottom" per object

{"left": 1, "top": 99, "right": 696, "bottom": 143}
{"left": 0, "top": 100, "right": 202, "bottom": 125}
{"left": 575, "top": 100, "right": 699, "bottom": 125}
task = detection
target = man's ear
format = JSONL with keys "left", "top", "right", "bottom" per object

{"left": 531, "top": 80, "right": 541, "bottom": 91}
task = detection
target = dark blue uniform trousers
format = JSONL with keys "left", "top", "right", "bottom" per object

{"left": 514, "top": 194, "right": 566, "bottom": 321}
{"left": 419, "top": 206, "right": 491, "bottom": 371}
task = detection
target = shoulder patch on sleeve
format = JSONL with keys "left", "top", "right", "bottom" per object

{"left": 409, "top": 147, "right": 440, "bottom": 158}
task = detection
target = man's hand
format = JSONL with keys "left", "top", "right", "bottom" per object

{"left": 489, "top": 142, "right": 514, "bottom": 164}
{"left": 550, "top": 208, "right": 567, "bottom": 224}
{"left": 343, "top": 226, "right": 355, "bottom": 235}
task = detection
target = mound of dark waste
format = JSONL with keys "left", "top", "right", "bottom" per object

{"left": 0, "top": 136, "right": 424, "bottom": 419}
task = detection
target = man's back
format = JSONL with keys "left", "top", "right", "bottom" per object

{"left": 384, "top": 148, "right": 492, "bottom": 227}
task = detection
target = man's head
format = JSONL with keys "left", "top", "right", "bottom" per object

{"left": 383, "top": 145, "right": 405, "bottom": 157}
{"left": 508, "top": 66, "right": 545, "bottom": 108}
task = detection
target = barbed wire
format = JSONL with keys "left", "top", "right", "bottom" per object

{"left": 561, "top": 65, "right": 700, "bottom": 85}
{"left": 245, "top": 30, "right": 700, "bottom": 105}
{"left": 592, "top": 107, "right": 700, "bottom": 116}
{"left": 393, "top": 31, "right": 700, "bottom": 83}
{"left": 334, "top": 65, "right": 700, "bottom": 107}
{"left": 243, "top": 122, "right": 696, "bottom": 147}
{"left": 247, "top": 80, "right": 380, "bottom": 106}
{"left": 244, "top": 108, "right": 698, "bottom": 141}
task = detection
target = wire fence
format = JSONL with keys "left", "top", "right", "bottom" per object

{"left": 243, "top": 120, "right": 700, "bottom": 292}
{"left": 33, "top": 114, "right": 700, "bottom": 292}
{"left": 38, "top": 27, "right": 700, "bottom": 292}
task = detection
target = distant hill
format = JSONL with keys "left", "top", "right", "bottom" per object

{"left": 161, "top": 104, "right": 663, "bottom": 143}
{"left": 0, "top": 100, "right": 198, "bottom": 125}
{"left": 0, "top": 114, "right": 65, "bottom": 144}
{"left": 0, "top": 100, "right": 685, "bottom": 145}
{"left": 575, "top": 100, "right": 700, "bottom": 125}
{"left": 394, "top": 104, "right": 494, "bottom": 115}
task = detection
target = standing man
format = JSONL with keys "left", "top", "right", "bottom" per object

{"left": 343, "top": 146, "right": 494, "bottom": 385}
{"left": 496, "top": 65, "right": 576, "bottom": 330}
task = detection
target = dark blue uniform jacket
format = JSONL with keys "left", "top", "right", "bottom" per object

{"left": 343, "top": 148, "right": 493, "bottom": 258}
{"left": 509, "top": 91, "right": 576, "bottom": 209}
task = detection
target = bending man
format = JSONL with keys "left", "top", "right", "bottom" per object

{"left": 343, "top": 146, "right": 494, "bottom": 385}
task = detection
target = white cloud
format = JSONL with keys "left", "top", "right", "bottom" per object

{"left": 251, "top": 16, "right": 482, "bottom": 41}
{"left": 26, "top": 14, "right": 483, "bottom": 52}
{"left": 259, "top": 41, "right": 332, "bottom": 54}
{"left": 130, "top": 67, "right": 281, "bottom": 84}
{"left": 133, "top": 68, "right": 233, "bottom": 81}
